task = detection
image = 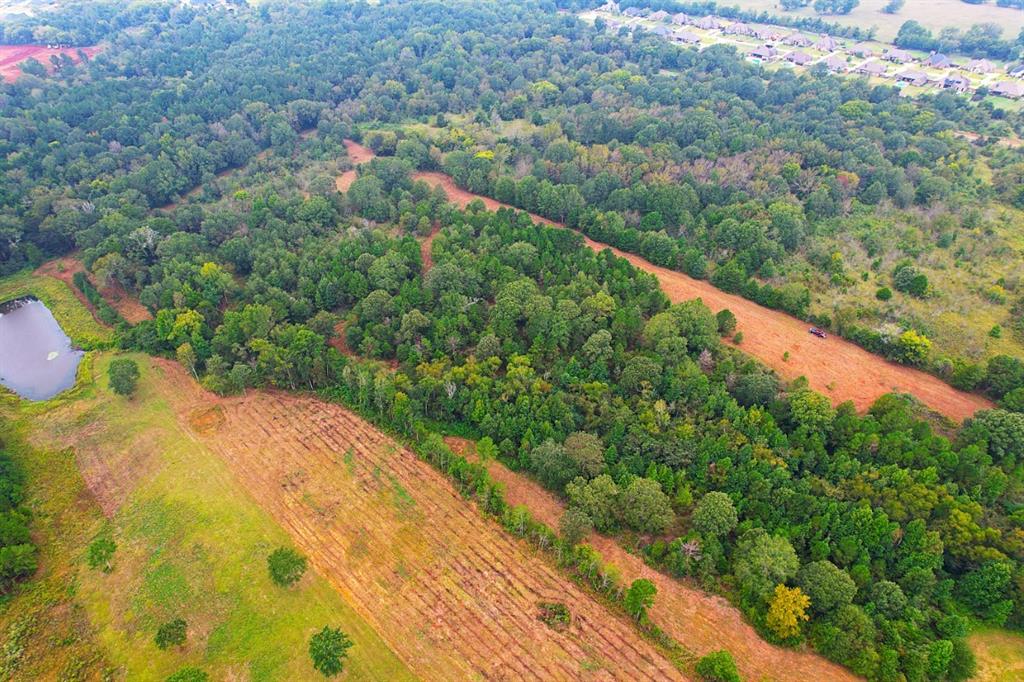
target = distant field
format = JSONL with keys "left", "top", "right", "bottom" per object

{"left": 1, "top": 352, "right": 412, "bottom": 680}
{"left": 728, "top": 0, "right": 1024, "bottom": 42}
{"left": 0, "top": 44, "right": 101, "bottom": 82}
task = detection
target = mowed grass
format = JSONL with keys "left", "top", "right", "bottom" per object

{"left": 2, "top": 352, "right": 413, "bottom": 681}
{"left": 968, "top": 628, "right": 1024, "bottom": 681}
{"left": 725, "top": 0, "right": 1024, "bottom": 43}
{"left": 0, "top": 268, "right": 113, "bottom": 349}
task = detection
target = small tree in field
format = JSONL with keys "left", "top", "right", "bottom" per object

{"left": 155, "top": 618, "right": 187, "bottom": 649}
{"left": 268, "top": 547, "right": 308, "bottom": 587}
{"left": 696, "top": 650, "right": 741, "bottom": 682}
{"left": 624, "top": 578, "right": 657, "bottom": 621}
{"left": 108, "top": 358, "right": 140, "bottom": 397}
{"left": 309, "top": 626, "right": 353, "bottom": 677}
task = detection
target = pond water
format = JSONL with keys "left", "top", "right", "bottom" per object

{"left": 0, "top": 298, "right": 83, "bottom": 400}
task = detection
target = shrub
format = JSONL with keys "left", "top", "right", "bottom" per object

{"left": 87, "top": 535, "right": 116, "bottom": 572}
{"left": 716, "top": 309, "right": 737, "bottom": 336}
{"left": 267, "top": 547, "right": 308, "bottom": 587}
{"left": 537, "top": 601, "right": 571, "bottom": 630}
{"left": 154, "top": 618, "right": 187, "bottom": 649}
{"left": 108, "top": 358, "right": 140, "bottom": 397}
{"left": 696, "top": 650, "right": 741, "bottom": 682}
{"left": 309, "top": 626, "right": 353, "bottom": 677}
{"left": 166, "top": 667, "right": 209, "bottom": 682}
{"left": 875, "top": 286, "right": 892, "bottom": 301}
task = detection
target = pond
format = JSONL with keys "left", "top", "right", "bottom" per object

{"left": 0, "top": 298, "right": 83, "bottom": 400}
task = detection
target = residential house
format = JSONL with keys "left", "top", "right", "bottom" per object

{"left": 897, "top": 70, "right": 929, "bottom": 86}
{"left": 750, "top": 45, "right": 778, "bottom": 60}
{"left": 815, "top": 35, "right": 839, "bottom": 52}
{"left": 650, "top": 25, "right": 671, "bottom": 37}
{"left": 693, "top": 16, "right": 721, "bottom": 30}
{"left": 992, "top": 81, "right": 1024, "bottom": 99}
{"left": 783, "top": 33, "right": 813, "bottom": 48}
{"left": 649, "top": 10, "right": 670, "bottom": 21}
{"left": 622, "top": 7, "right": 642, "bottom": 17}
{"left": 671, "top": 12, "right": 690, "bottom": 25}
{"left": 851, "top": 42, "right": 874, "bottom": 58}
{"left": 1008, "top": 63, "right": 1024, "bottom": 78}
{"left": 884, "top": 49, "right": 912, "bottom": 63}
{"left": 943, "top": 73, "right": 970, "bottom": 93}
{"left": 924, "top": 53, "right": 953, "bottom": 69}
{"left": 598, "top": 1, "right": 620, "bottom": 13}
{"left": 672, "top": 30, "right": 701, "bottom": 45}
{"left": 825, "top": 55, "right": 848, "bottom": 72}
{"left": 965, "top": 59, "right": 995, "bottom": 74}
{"left": 786, "top": 51, "right": 813, "bottom": 66}
{"left": 724, "top": 22, "right": 753, "bottom": 36}
{"left": 856, "top": 60, "right": 887, "bottom": 77}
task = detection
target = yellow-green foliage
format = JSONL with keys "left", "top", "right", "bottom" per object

{"left": 1, "top": 353, "right": 413, "bottom": 681}
{"left": 0, "top": 270, "right": 113, "bottom": 349}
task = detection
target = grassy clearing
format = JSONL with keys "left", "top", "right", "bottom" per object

{"left": 0, "top": 268, "right": 113, "bottom": 349}
{"left": 968, "top": 628, "right": 1024, "bottom": 681}
{"left": 1, "top": 353, "right": 412, "bottom": 681}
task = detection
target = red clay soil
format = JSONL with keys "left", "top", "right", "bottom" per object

{"left": 420, "top": 225, "right": 441, "bottom": 273}
{"left": 0, "top": 44, "right": 102, "bottom": 82}
{"left": 445, "top": 437, "right": 861, "bottom": 682}
{"left": 149, "top": 361, "right": 687, "bottom": 681}
{"left": 335, "top": 139, "right": 376, "bottom": 192}
{"left": 410, "top": 171, "right": 993, "bottom": 422}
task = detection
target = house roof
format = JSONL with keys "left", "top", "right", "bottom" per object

{"left": 825, "top": 55, "right": 847, "bottom": 71}
{"left": 693, "top": 16, "right": 720, "bottom": 29}
{"left": 944, "top": 73, "right": 969, "bottom": 86}
{"left": 786, "top": 51, "right": 812, "bottom": 65}
{"left": 965, "top": 59, "right": 995, "bottom": 73}
{"left": 649, "top": 10, "right": 669, "bottom": 20}
{"left": 925, "top": 53, "right": 952, "bottom": 68}
{"left": 783, "top": 33, "right": 813, "bottom": 46}
{"left": 671, "top": 13, "right": 689, "bottom": 24}
{"left": 852, "top": 42, "right": 874, "bottom": 56}
{"left": 750, "top": 45, "right": 777, "bottom": 59}
{"left": 897, "top": 70, "right": 928, "bottom": 84}
{"left": 886, "top": 49, "right": 912, "bottom": 62}
{"left": 673, "top": 30, "right": 700, "bottom": 43}
{"left": 992, "top": 81, "right": 1024, "bottom": 98}
{"left": 857, "top": 60, "right": 887, "bottom": 75}
{"left": 815, "top": 36, "right": 839, "bottom": 51}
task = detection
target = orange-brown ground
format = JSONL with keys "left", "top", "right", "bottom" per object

{"left": 0, "top": 44, "right": 101, "bottom": 82}
{"left": 335, "top": 139, "right": 375, "bottom": 192}
{"left": 145, "top": 360, "right": 685, "bottom": 680}
{"left": 409, "top": 171, "right": 993, "bottom": 422}
{"left": 446, "top": 437, "right": 861, "bottom": 682}
{"left": 34, "top": 256, "right": 151, "bottom": 324}
{"left": 420, "top": 224, "right": 440, "bottom": 273}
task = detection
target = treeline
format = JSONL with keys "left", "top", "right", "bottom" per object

{"left": 0, "top": 441, "right": 36, "bottom": 594}
{"left": 72, "top": 271, "right": 124, "bottom": 327}
{"left": 0, "top": 1, "right": 175, "bottom": 46}
{"left": 895, "top": 20, "right": 1022, "bottom": 62}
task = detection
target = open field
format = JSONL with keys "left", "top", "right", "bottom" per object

{"left": 0, "top": 44, "right": 101, "bottom": 82}
{"left": 725, "top": 0, "right": 1024, "bottom": 43}
{"left": 3, "top": 352, "right": 412, "bottom": 681}
{"left": 445, "top": 437, "right": 860, "bottom": 682}
{"left": 164, "top": 364, "right": 686, "bottom": 680}
{"left": 0, "top": 267, "right": 113, "bottom": 348}
{"left": 969, "top": 628, "right": 1024, "bottom": 682}
{"left": 407, "top": 169, "right": 994, "bottom": 421}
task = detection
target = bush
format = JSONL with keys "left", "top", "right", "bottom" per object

{"left": 309, "top": 626, "right": 353, "bottom": 677}
{"left": 875, "top": 286, "right": 892, "bottom": 301}
{"left": 87, "top": 535, "right": 116, "bottom": 572}
{"left": 716, "top": 309, "right": 737, "bottom": 336}
{"left": 108, "top": 358, "right": 140, "bottom": 397}
{"left": 154, "top": 618, "right": 187, "bottom": 649}
{"left": 696, "top": 650, "right": 741, "bottom": 682}
{"left": 268, "top": 547, "right": 308, "bottom": 587}
{"left": 537, "top": 601, "right": 571, "bottom": 630}
{"left": 166, "top": 668, "right": 209, "bottom": 682}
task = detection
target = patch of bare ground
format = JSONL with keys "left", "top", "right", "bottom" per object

{"left": 335, "top": 139, "right": 375, "bottom": 192}
{"left": 149, "top": 361, "right": 686, "bottom": 681}
{"left": 410, "top": 171, "right": 993, "bottom": 422}
{"left": 446, "top": 437, "right": 860, "bottom": 682}
{"left": 420, "top": 224, "right": 441, "bottom": 273}
{"left": 34, "top": 256, "right": 151, "bottom": 324}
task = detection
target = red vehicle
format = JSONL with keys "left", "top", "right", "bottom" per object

{"left": 809, "top": 327, "right": 827, "bottom": 339}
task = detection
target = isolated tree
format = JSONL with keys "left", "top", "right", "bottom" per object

{"left": 766, "top": 584, "right": 810, "bottom": 640}
{"left": 691, "top": 492, "right": 738, "bottom": 538}
{"left": 559, "top": 508, "right": 593, "bottom": 547}
{"left": 715, "top": 309, "right": 737, "bottom": 336}
{"left": 883, "top": 0, "right": 905, "bottom": 13}
{"left": 108, "top": 358, "right": 140, "bottom": 397}
{"left": 695, "top": 650, "right": 741, "bottom": 682}
{"left": 309, "top": 626, "right": 353, "bottom": 677}
{"left": 155, "top": 618, "right": 187, "bottom": 649}
{"left": 624, "top": 578, "right": 657, "bottom": 621}
{"left": 268, "top": 547, "right": 308, "bottom": 587}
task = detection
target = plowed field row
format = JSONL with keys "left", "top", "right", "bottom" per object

{"left": 165, "top": 366, "right": 687, "bottom": 681}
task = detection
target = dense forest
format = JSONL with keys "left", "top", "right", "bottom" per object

{"left": 1, "top": 1, "right": 1023, "bottom": 680}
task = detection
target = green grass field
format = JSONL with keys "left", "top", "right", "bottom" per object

{"left": 0, "top": 352, "right": 413, "bottom": 681}
{"left": 0, "top": 268, "right": 113, "bottom": 349}
{"left": 726, "top": 0, "right": 1024, "bottom": 43}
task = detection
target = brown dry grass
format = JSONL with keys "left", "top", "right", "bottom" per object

{"left": 151, "top": 360, "right": 687, "bottom": 681}
{"left": 446, "top": 437, "right": 861, "bottom": 682}
{"left": 34, "top": 256, "right": 151, "bottom": 325}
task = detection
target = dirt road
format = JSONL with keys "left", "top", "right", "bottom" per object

{"left": 407, "top": 171, "right": 993, "bottom": 421}
{"left": 446, "top": 437, "right": 861, "bottom": 682}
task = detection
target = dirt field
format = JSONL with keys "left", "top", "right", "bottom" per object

{"left": 446, "top": 437, "right": 861, "bottom": 682}
{"left": 35, "top": 256, "right": 151, "bottom": 324}
{"left": 969, "top": 628, "right": 1024, "bottom": 682}
{"left": 151, "top": 362, "right": 686, "bottom": 681}
{"left": 0, "top": 44, "right": 101, "bottom": 82}
{"left": 409, "top": 171, "right": 993, "bottom": 422}
{"left": 335, "top": 139, "right": 375, "bottom": 192}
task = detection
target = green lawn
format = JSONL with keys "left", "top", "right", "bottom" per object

{"left": 0, "top": 268, "right": 113, "bottom": 349}
{"left": 0, "top": 352, "right": 413, "bottom": 681}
